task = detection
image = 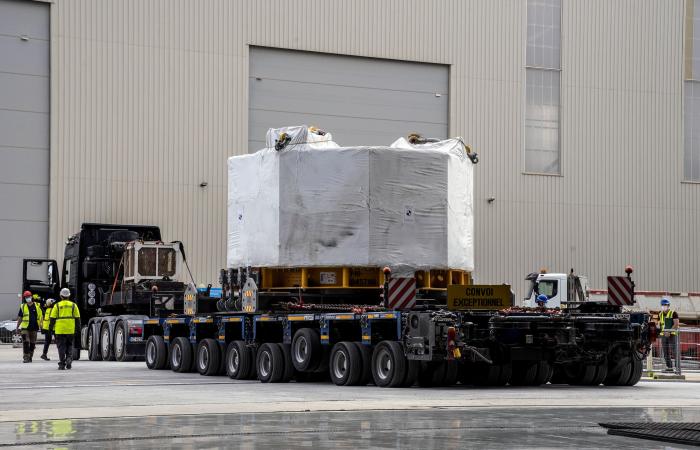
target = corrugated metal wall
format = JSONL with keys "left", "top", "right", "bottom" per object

{"left": 49, "top": 0, "right": 699, "bottom": 299}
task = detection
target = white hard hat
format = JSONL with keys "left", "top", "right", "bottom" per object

{"left": 60, "top": 288, "right": 71, "bottom": 298}
{"left": 46, "top": 298, "right": 56, "bottom": 305}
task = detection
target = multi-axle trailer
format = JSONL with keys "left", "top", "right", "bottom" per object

{"left": 136, "top": 267, "right": 654, "bottom": 388}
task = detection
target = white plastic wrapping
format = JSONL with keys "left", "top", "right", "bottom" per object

{"left": 228, "top": 126, "right": 474, "bottom": 273}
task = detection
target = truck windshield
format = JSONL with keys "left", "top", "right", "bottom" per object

{"left": 537, "top": 280, "right": 558, "bottom": 298}
{"left": 158, "top": 248, "right": 176, "bottom": 277}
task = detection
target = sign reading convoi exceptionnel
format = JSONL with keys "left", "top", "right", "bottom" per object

{"left": 447, "top": 285, "right": 513, "bottom": 310}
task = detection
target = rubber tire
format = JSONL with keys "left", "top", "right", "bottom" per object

{"left": 532, "top": 361, "right": 552, "bottom": 386}
{"left": 371, "top": 341, "right": 407, "bottom": 388}
{"left": 471, "top": 363, "right": 505, "bottom": 386}
{"left": 113, "top": 321, "right": 130, "bottom": 362}
{"left": 278, "top": 343, "right": 295, "bottom": 382}
{"left": 291, "top": 328, "right": 322, "bottom": 372}
{"left": 354, "top": 342, "right": 373, "bottom": 385}
{"left": 100, "top": 323, "right": 115, "bottom": 361}
{"left": 145, "top": 335, "right": 168, "bottom": 370}
{"left": 510, "top": 361, "right": 538, "bottom": 386}
{"left": 589, "top": 363, "right": 608, "bottom": 386}
{"left": 564, "top": 363, "right": 596, "bottom": 385}
{"left": 170, "top": 337, "right": 194, "bottom": 373}
{"left": 402, "top": 360, "right": 420, "bottom": 387}
{"left": 329, "top": 342, "right": 363, "bottom": 386}
{"left": 604, "top": 357, "right": 632, "bottom": 386}
{"left": 88, "top": 325, "right": 102, "bottom": 361}
{"left": 624, "top": 357, "right": 643, "bottom": 386}
{"left": 417, "top": 362, "right": 439, "bottom": 387}
{"left": 225, "top": 340, "right": 253, "bottom": 380}
{"left": 196, "top": 339, "right": 221, "bottom": 376}
{"left": 256, "top": 343, "right": 285, "bottom": 383}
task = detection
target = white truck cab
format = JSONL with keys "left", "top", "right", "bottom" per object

{"left": 523, "top": 270, "right": 589, "bottom": 308}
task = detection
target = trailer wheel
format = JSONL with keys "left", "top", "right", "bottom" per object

{"left": 225, "top": 340, "right": 253, "bottom": 380}
{"left": 402, "top": 360, "right": 420, "bottom": 387}
{"left": 564, "top": 363, "right": 596, "bottom": 385}
{"left": 87, "top": 325, "right": 102, "bottom": 361}
{"left": 329, "top": 342, "right": 363, "bottom": 386}
{"left": 291, "top": 328, "right": 322, "bottom": 372}
{"left": 146, "top": 335, "right": 167, "bottom": 370}
{"left": 353, "top": 342, "right": 373, "bottom": 386}
{"left": 471, "top": 363, "right": 508, "bottom": 386}
{"left": 170, "top": 337, "right": 193, "bottom": 373}
{"left": 624, "top": 357, "right": 643, "bottom": 386}
{"left": 278, "top": 343, "right": 295, "bottom": 382}
{"left": 532, "top": 361, "right": 552, "bottom": 385}
{"left": 417, "top": 362, "right": 438, "bottom": 387}
{"left": 603, "top": 357, "right": 632, "bottom": 386}
{"left": 588, "top": 363, "right": 608, "bottom": 386}
{"left": 196, "top": 339, "right": 221, "bottom": 376}
{"left": 371, "top": 341, "right": 406, "bottom": 388}
{"left": 100, "top": 323, "right": 115, "bottom": 361}
{"left": 256, "top": 343, "right": 285, "bottom": 383}
{"left": 114, "top": 322, "right": 131, "bottom": 362}
{"left": 510, "top": 361, "right": 538, "bottom": 386}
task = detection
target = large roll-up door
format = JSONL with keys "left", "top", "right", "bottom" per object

{"left": 249, "top": 47, "right": 448, "bottom": 151}
{"left": 0, "top": 0, "right": 50, "bottom": 319}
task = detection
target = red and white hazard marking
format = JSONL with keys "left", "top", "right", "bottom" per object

{"left": 387, "top": 277, "right": 417, "bottom": 310}
{"left": 607, "top": 276, "right": 635, "bottom": 306}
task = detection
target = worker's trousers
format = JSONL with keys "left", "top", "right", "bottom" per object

{"left": 55, "top": 334, "right": 74, "bottom": 368}
{"left": 42, "top": 330, "right": 53, "bottom": 356}
{"left": 661, "top": 334, "right": 676, "bottom": 369}
{"left": 21, "top": 330, "right": 37, "bottom": 361}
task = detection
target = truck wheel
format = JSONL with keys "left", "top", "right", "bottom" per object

{"left": 353, "top": 342, "right": 373, "bottom": 385}
{"left": 603, "top": 357, "right": 632, "bottom": 386}
{"left": 589, "top": 364, "right": 608, "bottom": 386}
{"left": 225, "top": 340, "right": 253, "bottom": 380}
{"left": 472, "top": 363, "right": 504, "bottom": 386}
{"left": 564, "top": 363, "right": 596, "bottom": 385}
{"left": 278, "top": 343, "right": 295, "bottom": 382}
{"left": 114, "top": 322, "right": 130, "bottom": 362}
{"left": 532, "top": 361, "right": 552, "bottom": 385}
{"left": 88, "top": 325, "right": 102, "bottom": 361}
{"left": 291, "top": 328, "right": 322, "bottom": 372}
{"left": 371, "top": 341, "right": 406, "bottom": 388}
{"left": 100, "top": 323, "right": 115, "bottom": 361}
{"left": 510, "top": 362, "right": 538, "bottom": 386}
{"left": 417, "top": 362, "right": 438, "bottom": 387}
{"left": 624, "top": 357, "right": 643, "bottom": 386}
{"left": 146, "top": 335, "right": 167, "bottom": 370}
{"left": 170, "top": 337, "right": 193, "bottom": 373}
{"left": 196, "top": 339, "right": 221, "bottom": 376}
{"left": 329, "top": 342, "right": 363, "bottom": 386}
{"left": 256, "top": 343, "right": 285, "bottom": 383}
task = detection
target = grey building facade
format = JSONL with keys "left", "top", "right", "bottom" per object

{"left": 0, "top": 0, "right": 698, "bottom": 318}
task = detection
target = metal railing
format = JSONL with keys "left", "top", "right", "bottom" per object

{"left": 646, "top": 327, "right": 700, "bottom": 375}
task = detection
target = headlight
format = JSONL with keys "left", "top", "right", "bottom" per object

{"left": 87, "top": 297, "right": 96, "bottom": 306}
{"left": 88, "top": 283, "right": 96, "bottom": 291}
{"left": 88, "top": 290, "right": 96, "bottom": 298}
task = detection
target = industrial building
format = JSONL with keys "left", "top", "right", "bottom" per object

{"left": 1, "top": 0, "right": 698, "bottom": 319}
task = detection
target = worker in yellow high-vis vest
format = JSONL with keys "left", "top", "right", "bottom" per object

{"left": 659, "top": 298, "right": 680, "bottom": 373}
{"left": 49, "top": 288, "right": 81, "bottom": 370}
{"left": 40, "top": 298, "right": 56, "bottom": 361}
{"left": 16, "top": 291, "right": 43, "bottom": 363}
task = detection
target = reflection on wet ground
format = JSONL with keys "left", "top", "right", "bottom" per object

{"left": 3, "top": 407, "right": 699, "bottom": 449}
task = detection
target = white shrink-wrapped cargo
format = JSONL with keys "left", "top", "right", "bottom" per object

{"left": 227, "top": 126, "right": 474, "bottom": 274}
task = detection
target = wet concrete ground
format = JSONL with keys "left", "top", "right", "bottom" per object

{"left": 1, "top": 346, "right": 699, "bottom": 448}
{"left": 4, "top": 407, "right": 700, "bottom": 449}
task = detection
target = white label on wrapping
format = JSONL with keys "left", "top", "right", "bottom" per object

{"left": 320, "top": 272, "right": 337, "bottom": 285}
{"left": 404, "top": 206, "right": 415, "bottom": 224}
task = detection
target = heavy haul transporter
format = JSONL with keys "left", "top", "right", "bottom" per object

{"left": 135, "top": 128, "right": 655, "bottom": 387}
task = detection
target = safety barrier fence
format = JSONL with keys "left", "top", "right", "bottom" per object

{"left": 646, "top": 327, "right": 700, "bottom": 375}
